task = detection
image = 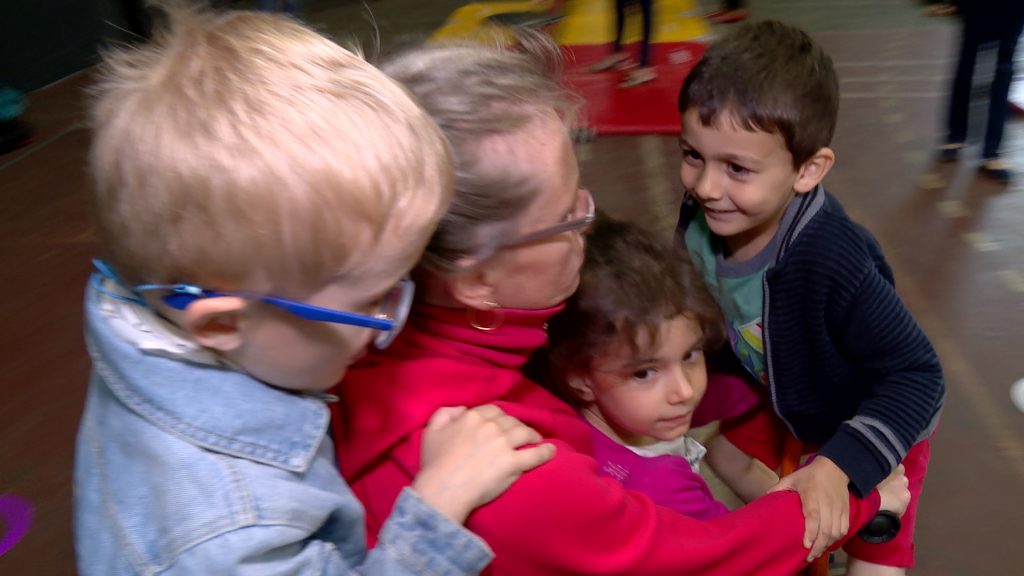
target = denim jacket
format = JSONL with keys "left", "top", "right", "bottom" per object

{"left": 74, "top": 279, "right": 493, "bottom": 575}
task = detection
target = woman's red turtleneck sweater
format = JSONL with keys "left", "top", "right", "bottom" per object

{"left": 333, "top": 303, "right": 881, "bottom": 575}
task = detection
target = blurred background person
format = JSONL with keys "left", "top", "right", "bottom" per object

{"left": 938, "top": 0, "right": 1024, "bottom": 182}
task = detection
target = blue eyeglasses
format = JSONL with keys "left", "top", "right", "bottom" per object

{"left": 90, "top": 260, "right": 414, "bottom": 349}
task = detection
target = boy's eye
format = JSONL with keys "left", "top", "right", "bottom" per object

{"left": 727, "top": 163, "right": 750, "bottom": 176}
{"left": 682, "top": 149, "right": 703, "bottom": 163}
{"left": 632, "top": 368, "right": 657, "bottom": 381}
{"left": 682, "top": 348, "right": 704, "bottom": 364}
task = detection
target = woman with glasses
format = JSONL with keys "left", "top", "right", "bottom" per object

{"left": 332, "top": 39, "right": 908, "bottom": 575}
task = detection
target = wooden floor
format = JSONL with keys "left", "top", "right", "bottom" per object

{"left": 1, "top": 1, "right": 1022, "bottom": 574}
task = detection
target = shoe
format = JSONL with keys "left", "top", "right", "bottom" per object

{"left": 620, "top": 67, "right": 656, "bottom": 88}
{"left": 590, "top": 53, "right": 631, "bottom": 72}
{"left": 924, "top": 3, "right": 958, "bottom": 17}
{"left": 979, "top": 159, "right": 1011, "bottom": 183}
{"left": 937, "top": 143, "right": 964, "bottom": 163}
{"left": 708, "top": 9, "right": 750, "bottom": 24}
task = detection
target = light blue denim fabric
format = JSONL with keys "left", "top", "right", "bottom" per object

{"left": 74, "top": 280, "right": 493, "bottom": 575}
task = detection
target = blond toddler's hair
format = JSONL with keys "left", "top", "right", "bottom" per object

{"left": 90, "top": 7, "right": 451, "bottom": 293}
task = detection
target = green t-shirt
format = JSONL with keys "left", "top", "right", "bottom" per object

{"left": 682, "top": 200, "right": 801, "bottom": 385}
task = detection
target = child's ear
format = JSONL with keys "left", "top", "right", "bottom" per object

{"left": 793, "top": 147, "right": 836, "bottom": 194}
{"left": 566, "top": 373, "right": 597, "bottom": 404}
{"left": 179, "top": 296, "right": 249, "bottom": 353}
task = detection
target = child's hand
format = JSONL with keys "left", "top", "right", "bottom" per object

{"left": 412, "top": 404, "right": 556, "bottom": 524}
{"left": 768, "top": 456, "right": 850, "bottom": 562}
{"left": 875, "top": 464, "right": 910, "bottom": 517}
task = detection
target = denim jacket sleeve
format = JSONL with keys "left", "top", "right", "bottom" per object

{"left": 364, "top": 488, "right": 494, "bottom": 575}
{"left": 162, "top": 488, "right": 492, "bottom": 576}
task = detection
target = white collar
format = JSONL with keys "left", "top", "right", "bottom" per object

{"left": 95, "top": 277, "right": 229, "bottom": 368}
{"left": 627, "top": 435, "right": 708, "bottom": 474}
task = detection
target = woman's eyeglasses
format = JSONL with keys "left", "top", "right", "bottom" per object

{"left": 500, "top": 187, "right": 595, "bottom": 248}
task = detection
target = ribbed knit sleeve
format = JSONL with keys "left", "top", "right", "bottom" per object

{"left": 766, "top": 201, "right": 944, "bottom": 497}
{"left": 816, "top": 253, "right": 944, "bottom": 495}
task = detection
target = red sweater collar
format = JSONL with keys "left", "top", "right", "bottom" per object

{"left": 397, "top": 302, "right": 564, "bottom": 369}
{"left": 334, "top": 302, "right": 568, "bottom": 479}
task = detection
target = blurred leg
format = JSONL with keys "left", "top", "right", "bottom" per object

{"left": 637, "top": 0, "right": 652, "bottom": 67}
{"left": 981, "top": 20, "right": 1024, "bottom": 159}
{"left": 613, "top": 0, "right": 627, "bottom": 52}
{"left": 946, "top": 17, "right": 981, "bottom": 145}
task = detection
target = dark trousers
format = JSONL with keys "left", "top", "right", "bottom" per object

{"left": 946, "top": 11, "right": 1024, "bottom": 159}
{"left": 613, "top": 0, "right": 653, "bottom": 67}
{"left": 724, "top": 0, "right": 744, "bottom": 9}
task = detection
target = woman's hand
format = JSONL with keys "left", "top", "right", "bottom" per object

{"left": 412, "top": 404, "right": 556, "bottom": 524}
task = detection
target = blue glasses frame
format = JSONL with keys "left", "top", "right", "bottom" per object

{"left": 91, "top": 260, "right": 414, "bottom": 349}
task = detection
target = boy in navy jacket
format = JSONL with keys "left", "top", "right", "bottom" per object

{"left": 675, "top": 20, "right": 944, "bottom": 575}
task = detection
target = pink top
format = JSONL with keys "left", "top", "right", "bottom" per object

{"left": 587, "top": 418, "right": 730, "bottom": 520}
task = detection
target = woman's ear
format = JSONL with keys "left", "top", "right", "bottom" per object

{"left": 449, "top": 263, "right": 498, "bottom": 310}
{"left": 794, "top": 146, "right": 836, "bottom": 194}
{"left": 566, "top": 373, "right": 596, "bottom": 404}
{"left": 178, "top": 296, "right": 249, "bottom": 353}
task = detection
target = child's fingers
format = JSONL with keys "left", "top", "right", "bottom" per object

{"left": 512, "top": 443, "right": 556, "bottom": 472}
{"left": 425, "top": 405, "right": 468, "bottom": 431}
{"left": 767, "top": 474, "right": 794, "bottom": 494}
{"left": 466, "top": 404, "right": 507, "bottom": 422}
{"left": 497, "top": 418, "right": 544, "bottom": 448}
{"left": 802, "top": 502, "right": 818, "bottom": 548}
{"left": 807, "top": 531, "right": 828, "bottom": 562}
{"left": 803, "top": 505, "right": 821, "bottom": 558}
{"left": 807, "top": 506, "right": 846, "bottom": 561}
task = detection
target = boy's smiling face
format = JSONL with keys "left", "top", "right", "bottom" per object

{"left": 678, "top": 108, "right": 823, "bottom": 262}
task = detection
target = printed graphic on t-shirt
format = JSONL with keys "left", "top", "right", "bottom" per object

{"left": 728, "top": 318, "right": 767, "bottom": 384}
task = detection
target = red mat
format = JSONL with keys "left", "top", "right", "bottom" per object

{"left": 563, "top": 41, "right": 706, "bottom": 135}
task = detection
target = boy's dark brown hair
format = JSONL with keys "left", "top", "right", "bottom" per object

{"left": 677, "top": 20, "right": 839, "bottom": 168}
{"left": 541, "top": 214, "right": 725, "bottom": 407}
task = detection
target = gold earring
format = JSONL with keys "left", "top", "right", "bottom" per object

{"left": 467, "top": 301, "right": 505, "bottom": 332}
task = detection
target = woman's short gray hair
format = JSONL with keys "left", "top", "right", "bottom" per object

{"left": 382, "top": 35, "right": 579, "bottom": 273}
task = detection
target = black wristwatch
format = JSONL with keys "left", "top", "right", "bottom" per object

{"left": 857, "top": 511, "right": 901, "bottom": 544}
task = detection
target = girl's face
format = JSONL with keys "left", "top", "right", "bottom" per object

{"left": 479, "top": 113, "right": 587, "bottom": 310}
{"left": 575, "top": 315, "right": 708, "bottom": 446}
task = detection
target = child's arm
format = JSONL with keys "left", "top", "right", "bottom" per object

{"left": 357, "top": 404, "right": 556, "bottom": 575}
{"left": 411, "top": 404, "right": 557, "bottom": 523}
{"left": 815, "top": 247, "right": 944, "bottom": 498}
{"left": 766, "top": 458, "right": 914, "bottom": 564}
{"left": 706, "top": 433, "right": 779, "bottom": 504}
{"left": 163, "top": 405, "right": 554, "bottom": 576}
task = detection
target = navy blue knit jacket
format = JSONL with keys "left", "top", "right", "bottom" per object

{"left": 678, "top": 186, "right": 945, "bottom": 496}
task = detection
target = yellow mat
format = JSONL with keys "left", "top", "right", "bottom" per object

{"left": 431, "top": 0, "right": 709, "bottom": 45}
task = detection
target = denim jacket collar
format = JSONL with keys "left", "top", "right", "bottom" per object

{"left": 84, "top": 280, "right": 329, "bottom": 473}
